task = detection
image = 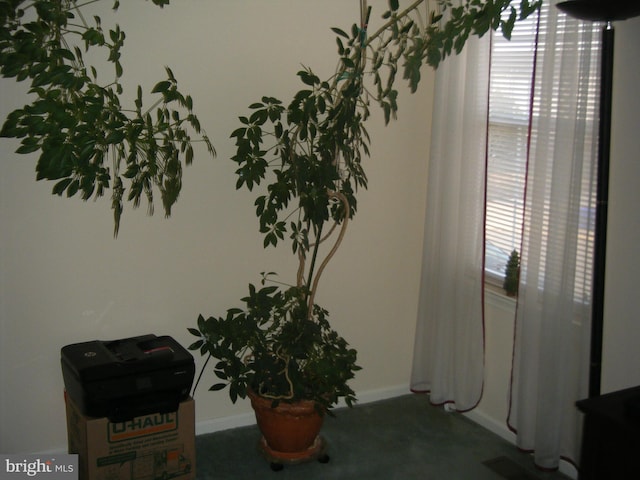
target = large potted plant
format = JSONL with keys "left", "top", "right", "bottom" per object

{"left": 188, "top": 0, "right": 542, "bottom": 468}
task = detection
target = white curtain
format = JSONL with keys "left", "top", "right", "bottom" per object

{"left": 507, "top": 5, "right": 600, "bottom": 470}
{"left": 410, "top": 33, "right": 490, "bottom": 411}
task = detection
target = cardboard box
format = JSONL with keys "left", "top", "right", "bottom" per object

{"left": 65, "top": 393, "right": 195, "bottom": 480}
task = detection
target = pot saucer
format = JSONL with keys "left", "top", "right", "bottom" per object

{"left": 258, "top": 435, "right": 328, "bottom": 466}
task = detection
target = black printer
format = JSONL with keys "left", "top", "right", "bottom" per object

{"left": 61, "top": 334, "right": 195, "bottom": 422}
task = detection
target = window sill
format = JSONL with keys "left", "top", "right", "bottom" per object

{"left": 485, "top": 282, "right": 517, "bottom": 311}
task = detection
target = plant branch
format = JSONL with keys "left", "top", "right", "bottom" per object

{"left": 307, "top": 190, "right": 350, "bottom": 317}
{"left": 366, "top": 0, "right": 427, "bottom": 45}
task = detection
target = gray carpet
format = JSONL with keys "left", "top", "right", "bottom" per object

{"left": 195, "top": 394, "right": 572, "bottom": 479}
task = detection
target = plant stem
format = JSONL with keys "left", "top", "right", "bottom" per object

{"left": 366, "top": 0, "right": 428, "bottom": 45}
{"left": 307, "top": 191, "right": 350, "bottom": 315}
{"left": 305, "top": 221, "right": 324, "bottom": 300}
{"left": 191, "top": 353, "right": 212, "bottom": 396}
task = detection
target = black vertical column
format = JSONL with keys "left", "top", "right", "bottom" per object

{"left": 589, "top": 22, "right": 615, "bottom": 398}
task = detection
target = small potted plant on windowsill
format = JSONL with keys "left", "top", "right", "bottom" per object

{"left": 188, "top": 0, "right": 542, "bottom": 468}
{"left": 503, "top": 249, "right": 520, "bottom": 297}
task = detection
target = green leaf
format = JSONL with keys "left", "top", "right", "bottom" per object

{"left": 105, "top": 130, "right": 125, "bottom": 144}
{"left": 54, "top": 48, "right": 76, "bottom": 62}
{"left": 249, "top": 108, "right": 268, "bottom": 125}
{"left": 229, "top": 384, "right": 238, "bottom": 403}
{"left": 197, "top": 314, "right": 207, "bottom": 332}
{"left": 501, "top": 7, "right": 518, "bottom": 40}
{"left": 52, "top": 178, "right": 73, "bottom": 196}
{"left": 520, "top": 0, "right": 542, "bottom": 19}
{"left": 66, "top": 180, "right": 80, "bottom": 198}
{"left": 16, "top": 142, "right": 41, "bottom": 154}
{"left": 331, "top": 27, "right": 349, "bottom": 38}
{"left": 298, "top": 70, "right": 318, "bottom": 86}
{"left": 151, "top": 80, "right": 171, "bottom": 94}
{"left": 187, "top": 327, "right": 201, "bottom": 337}
{"left": 230, "top": 127, "right": 247, "bottom": 139}
{"left": 341, "top": 57, "right": 355, "bottom": 69}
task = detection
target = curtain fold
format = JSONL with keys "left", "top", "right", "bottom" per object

{"left": 507, "top": 6, "right": 600, "bottom": 470}
{"left": 410, "top": 33, "right": 490, "bottom": 411}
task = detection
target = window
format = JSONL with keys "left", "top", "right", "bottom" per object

{"left": 484, "top": 5, "right": 600, "bottom": 304}
{"left": 484, "top": 16, "right": 536, "bottom": 280}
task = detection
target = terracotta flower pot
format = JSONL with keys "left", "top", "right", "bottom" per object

{"left": 248, "top": 390, "right": 326, "bottom": 463}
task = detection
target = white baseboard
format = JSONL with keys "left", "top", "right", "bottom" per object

{"left": 195, "top": 384, "right": 412, "bottom": 436}
{"left": 336, "top": 384, "right": 411, "bottom": 408}
{"left": 463, "top": 410, "right": 578, "bottom": 480}
{"left": 195, "top": 411, "right": 255, "bottom": 436}
{"left": 463, "top": 409, "right": 516, "bottom": 444}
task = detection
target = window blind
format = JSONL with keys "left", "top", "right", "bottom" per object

{"left": 485, "top": 4, "right": 600, "bottom": 304}
{"left": 485, "top": 14, "right": 538, "bottom": 278}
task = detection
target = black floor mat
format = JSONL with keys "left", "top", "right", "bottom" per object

{"left": 483, "top": 456, "right": 540, "bottom": 480}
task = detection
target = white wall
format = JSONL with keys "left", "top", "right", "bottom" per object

{"left": 0, "top": 1, "right": 434, "bottom": 453}
{"left": 601, "top": 15, "right": 640, "bottom": 393}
